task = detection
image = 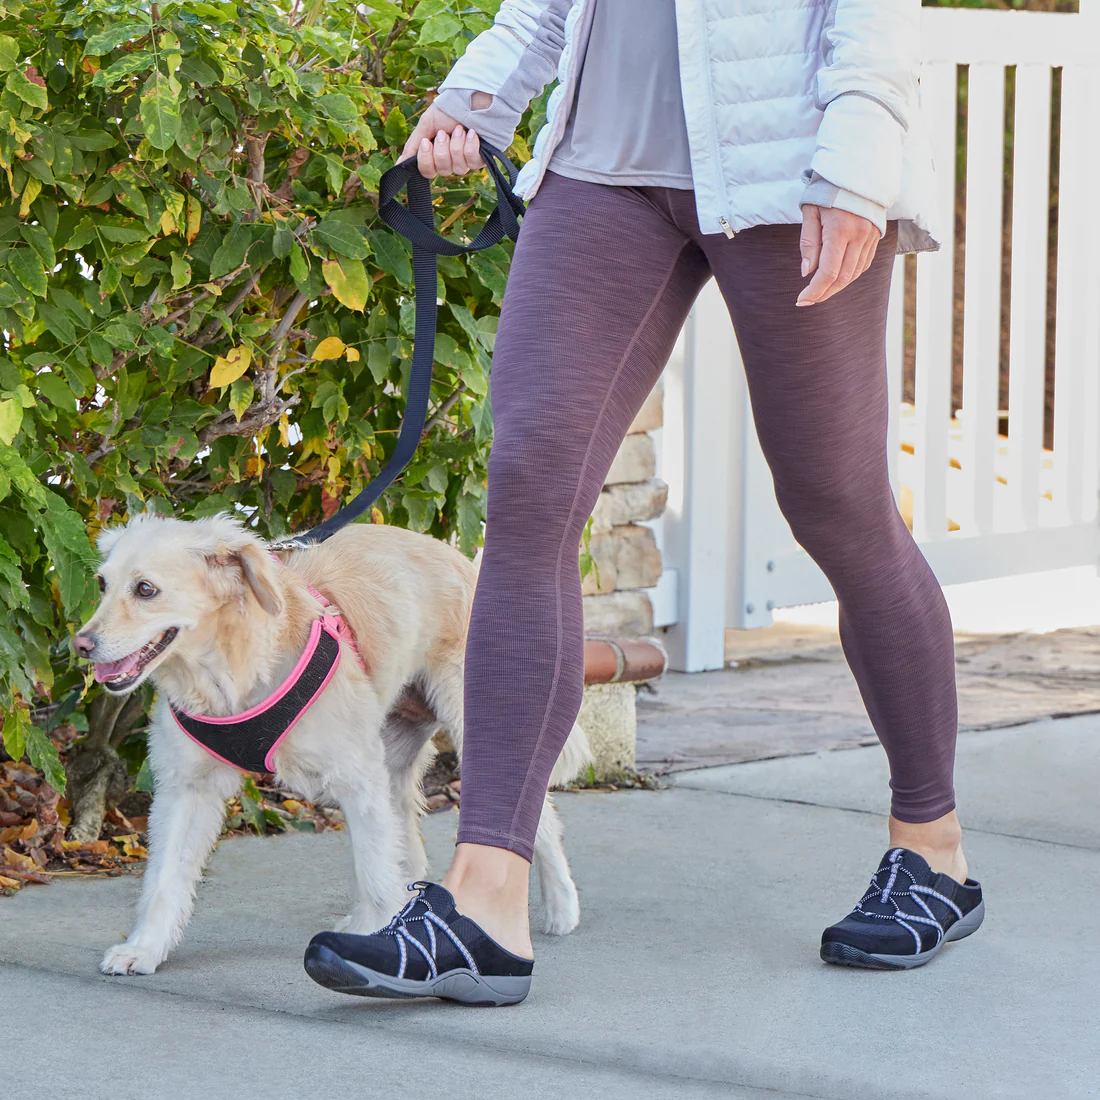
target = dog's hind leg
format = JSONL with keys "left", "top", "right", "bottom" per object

{"left": 532, "top": 795, "right": 581, "bottom": 935}
{"left": 381, "top": 709, "right": 437, "bottom": 883}
{"left": 101, "top": 704, "right": 241, "bottom": 975}
{"left": 533, "top": 721, "right": 592, "bottom": 935}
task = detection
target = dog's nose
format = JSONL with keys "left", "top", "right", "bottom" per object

{"left": 73, "top": 633, "right": 98, "bottom": 657}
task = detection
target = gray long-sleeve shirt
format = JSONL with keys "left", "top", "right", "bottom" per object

{"left": 549, "top": 0, "right": 694, "bottom": 188}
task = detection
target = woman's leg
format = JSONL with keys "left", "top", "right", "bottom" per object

{"left": 697, "top": 219, "right": 966, "bottom": 880}
{"left": 445, "top": 175, "right": 710, "bottom": 954}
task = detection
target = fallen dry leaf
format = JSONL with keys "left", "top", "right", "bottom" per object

{"left": 61, "top": 838, "right": 112, "bottom": 856}
{"left": 114, "top": 835, "right": 148, "bottom": 859}
{"left": 2, "top": 845, "right": 38, "bottom": 872}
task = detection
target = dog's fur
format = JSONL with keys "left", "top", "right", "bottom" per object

{"left": 77, "top": 513, "right": 591, "bottom": 976}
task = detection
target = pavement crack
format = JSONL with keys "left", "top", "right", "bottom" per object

{"left": 668, "top": 785, "right": 1100, "bottom": 853}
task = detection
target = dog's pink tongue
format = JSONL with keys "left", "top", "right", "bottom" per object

{"left": 94, "top": 651, "right": 141, "bottom": 682}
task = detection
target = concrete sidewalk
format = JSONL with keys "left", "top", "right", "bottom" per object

{"left": 3, "top": 714, "right": 1099, "bottom": 1100}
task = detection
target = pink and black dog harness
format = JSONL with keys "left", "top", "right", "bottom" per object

{"left": 170, "top": 583, "right": 365, "bottom": 774}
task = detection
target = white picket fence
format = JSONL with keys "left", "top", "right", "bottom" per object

{"left": 655, "top": 1, "right": 1100, "bottom": 672}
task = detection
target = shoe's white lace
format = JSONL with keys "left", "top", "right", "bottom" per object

{"left": 382, "top": 882, "right": 479, "bottom": 980}
{"left": 853, "top": 849, "right": 963, "bottom": 954}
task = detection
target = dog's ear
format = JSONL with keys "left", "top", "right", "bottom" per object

{"left": 231, "top": 542, "right": 284, "bottom": 616}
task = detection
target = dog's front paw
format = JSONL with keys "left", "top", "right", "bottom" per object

{"left": 100, "top": 941, "right": 165, "bottom": 975}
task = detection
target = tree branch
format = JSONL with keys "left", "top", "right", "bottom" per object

{"left": 197, "top": 392, "right": 301, "bottom": 445}
{"left": 425, "top": 383, "right": 466, "bottom": 432}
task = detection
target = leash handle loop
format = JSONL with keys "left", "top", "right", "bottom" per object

{"left": 279, "top": 143, "right": 522, "bottom": 549}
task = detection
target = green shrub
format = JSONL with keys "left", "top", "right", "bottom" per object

{"left": 0, "top": 0, "right": 521, "bottom": 789}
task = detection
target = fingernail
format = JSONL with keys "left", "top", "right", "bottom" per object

{"left": 455, "top": 125, "right": 464, "bottom": 135}
{"left": 801, "top": 260, "right": 809, "bottom": 277}
{"left": 796, "top": 299, "right": 813, "bottom": 308}
{"left": 421, "top": 138, "right": 431, "bottom": 150}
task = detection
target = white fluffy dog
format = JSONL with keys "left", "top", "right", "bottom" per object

{"left": 75, "top": 513, "right": 590, "bottom": 976}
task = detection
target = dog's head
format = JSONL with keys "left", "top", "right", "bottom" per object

{"left": 73, "top": 513, "right": 284, "bottom": 695}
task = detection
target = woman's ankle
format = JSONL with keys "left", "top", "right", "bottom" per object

{"left": 889, "top": 812, "right": 968, "bottom": 883}
{"left": 442, "top": 843, "right": 534, "bottom": 960}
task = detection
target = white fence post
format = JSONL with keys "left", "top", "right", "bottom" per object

{"left": 912, "top": 60, "right": 957, "bottom": 542}
{"left": 660, "top": 279, "right": 736, "bottom": 672}
{"left": 1052, "top": 62, "right": 1100, "bottom": 527}
{"left": 1005, "top": 63, "right": 1052, "bottom": 533}
{"left": 886, "top": 254, "right": 907, "bottom": 502}
{"left": 959, "top": 62, "right": 1005, "bottom": 536}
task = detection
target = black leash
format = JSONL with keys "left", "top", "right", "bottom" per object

{"left": 273, "top": 142, "right": 524, "bottom": 550}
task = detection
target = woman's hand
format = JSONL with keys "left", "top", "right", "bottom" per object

{"left": 400, "top": 93, "right": 494, "bottom": 178}
{"left": 797, "top": 205, "right": 880, "bottom": 307}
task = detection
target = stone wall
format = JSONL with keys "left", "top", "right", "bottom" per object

{"left": 582, "top": 384, "right": 666, "bottom": 638}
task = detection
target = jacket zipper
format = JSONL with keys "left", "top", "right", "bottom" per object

{"left": 719, "top": 217, "right": 736, "bottom": 239}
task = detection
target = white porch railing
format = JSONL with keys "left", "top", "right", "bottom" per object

{"left": 655, "top": 1, "right": 1100, "bottom": 672}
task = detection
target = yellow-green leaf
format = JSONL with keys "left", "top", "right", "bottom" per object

{"left": 311, "top": 336, "right": 346, "bottom": 361}
{"left": 25, "top": 724, "right": 65, "bottom": 793}
{"left": 18, "top": 177, "right": 41, "bottom": 218}
{"left": 2, "top": 706, "right": 27, "bottom": 763}
{"left": 345, "top": 346, "right": 361, "bottom": 362}
{"left": 9, "top": 249, "right": 46, "bottom": 299}
{"left": 0, "top": 35, "right": 18, "bottom": 72}
{"left": 163, "top": 190, "right": 186, "bottom": 231}
{"left": 322, "top": 257, "right": 370, "bottom": 312}
{"left": 229, "top": 378, "right": 253, "bottom": 422}
{"left": 0, "top": 399, "right": 23, "bottom": 445}
{"left": 6, "top": 68, "right": 48, "bottom": 111}
{"left": 140, "top": 75, "right": 181, "bottom": 151}
{"left": 210, "top": 345, "right": 252, "bottom": 387}
{"left": 186, "top": 194, "right": 202, "bottom": 243}
{"left": 170, "top": 253, "right": 191, "bottom": 290}
{"left": 84, "top": 22, "right": 149, "bottom": 57}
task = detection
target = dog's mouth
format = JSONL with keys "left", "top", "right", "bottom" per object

{"left": 94, "top": 628, "right": 179, "bottom": 692}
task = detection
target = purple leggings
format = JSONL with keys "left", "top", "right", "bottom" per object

{"left": 459, "top": 173, "right": 958, "bottom": 861}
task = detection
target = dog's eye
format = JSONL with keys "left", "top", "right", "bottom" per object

{"left": 134, "top": 580, "right": 158, "bottom": 599}
{"left": 96, "top": 575, "right": 106, "bottom": 593}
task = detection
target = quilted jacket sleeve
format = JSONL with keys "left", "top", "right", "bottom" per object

{"left": 810, "top": 0, "right": 923, "bottom": 212}
{"left": 433, "top": 0, "right": 570, "bottom": 151}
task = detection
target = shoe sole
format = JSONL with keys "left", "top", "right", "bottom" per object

{"left": 303, "top": 943, "right": 532, "bottom": 1006}
{"left": 820, "top": 899, "right": 985, "bottom": 971}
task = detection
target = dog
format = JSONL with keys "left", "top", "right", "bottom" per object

{"left": 74, "top": 513, "right": 591, "bottom": 976}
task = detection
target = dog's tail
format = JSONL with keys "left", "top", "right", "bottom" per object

{"left": 549, "top": 721, "right": 594, "bottom": 788}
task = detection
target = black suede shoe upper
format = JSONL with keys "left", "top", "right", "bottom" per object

{"left": 822, "top": 848, "right": 983, "bottom": 957}
{"left": 309, "top": 883, "right": 534, "bottom": 981}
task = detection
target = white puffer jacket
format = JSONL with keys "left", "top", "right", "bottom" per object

{"left": 434, "top": 0, "right": 939, "bottom": 252}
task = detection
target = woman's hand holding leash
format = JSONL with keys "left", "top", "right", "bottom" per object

{"left": 797, "top": 204, "right": 880, "bottom": 307}
{"left": 401, "top": 93, "right": 495, "bottom": 178}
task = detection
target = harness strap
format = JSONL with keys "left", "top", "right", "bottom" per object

{"left": 275, "top": 143, "right": 523, "bottom": 549}
{"left": 302, "top": 582, "right": 368, "bottom": 674}
{"left": 170, "top": 618, "right": 341, "bottom": 773}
